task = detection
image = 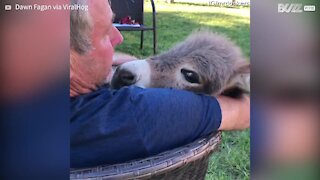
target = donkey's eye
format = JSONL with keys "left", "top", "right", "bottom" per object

{"left": 181, "top": 69, "right": 200, "bottom": 84}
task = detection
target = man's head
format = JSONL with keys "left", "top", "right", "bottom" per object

{"left": 70, "top": 0, "right": 123, "bottom": 96}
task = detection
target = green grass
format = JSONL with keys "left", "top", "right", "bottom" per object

{"left": 116, "top": 2, "right": 250, "bottom": 179}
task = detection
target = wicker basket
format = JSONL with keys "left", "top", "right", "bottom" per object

{"left": 70, "top": 132, "right": 221, "bottom": 180}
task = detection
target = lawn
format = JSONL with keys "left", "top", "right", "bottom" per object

{"left": 115, "top": 1, "right": 250, "bottom": 179}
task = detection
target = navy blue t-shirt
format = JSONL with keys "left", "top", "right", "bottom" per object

{"left": 70, "top": 86, "right": 221, "bottom": 168}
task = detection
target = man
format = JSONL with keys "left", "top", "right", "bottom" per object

{"left": 70, "top": 0, "right": 250, "bottom": 168}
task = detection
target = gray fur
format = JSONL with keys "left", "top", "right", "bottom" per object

{"left": 148, "top": 31, "right": 249, "bottom": 96}
{"left": 112, "top": 31, "right": 250, "bottom": 97}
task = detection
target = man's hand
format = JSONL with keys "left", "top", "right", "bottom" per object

{"left": 217, "top": 95, "right": 250, "bottom": 130}
{"left": 105, "top": 52, "right": 138, "bottom": 83}
{"left": 112, "top": 52, "right": 138, "bottom": 66}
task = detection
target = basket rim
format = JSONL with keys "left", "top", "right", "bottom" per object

{"left": 70, "top": 131, "right": 221, "bottom": 179}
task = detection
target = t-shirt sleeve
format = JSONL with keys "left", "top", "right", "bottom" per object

{"left": 70, "top": 86, "right": 221, "bottom": 168}
{"left": 129, "top": 87, "right": 221, "bottom": 155}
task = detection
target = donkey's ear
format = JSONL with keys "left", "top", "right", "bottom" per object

{"left": 235, "top": 61, "right": 250, "bottom": 74}
{"left": 221, "top": 62, "right": 250, "bottom": 98}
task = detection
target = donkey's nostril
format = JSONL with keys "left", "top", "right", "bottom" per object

{"left": 111, "top": 66, "right": 139, "bottom": 89}
{"left": 119, "top": 69, "right": 137, "bottom": 85}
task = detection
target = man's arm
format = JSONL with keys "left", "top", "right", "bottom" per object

{"left": 70, "top": 86, "right": 221, "bottom": 168}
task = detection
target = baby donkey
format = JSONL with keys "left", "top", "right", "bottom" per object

{"left": 111, "top": 31, "right": 250, "bottom": 98}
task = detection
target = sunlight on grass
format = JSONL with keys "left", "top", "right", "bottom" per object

{"left": 115, "top": 2, "right": 250, "bottom": 179}
{"left": 145, "top": 2, "right": 250, "bottom": 18}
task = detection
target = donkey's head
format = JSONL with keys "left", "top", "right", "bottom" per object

{"left": 111, "top": 31, "right": 250, "bottom": 97}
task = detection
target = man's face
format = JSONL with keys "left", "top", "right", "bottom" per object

{"left": 75, "top": 0, "right": 123, "bottom": 87}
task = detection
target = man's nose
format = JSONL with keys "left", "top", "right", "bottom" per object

{"left": 111, "top": 26, "right": 123, "bottom": 47}
{"left": 111, "top": 67, "right": 137, "bottom": 89}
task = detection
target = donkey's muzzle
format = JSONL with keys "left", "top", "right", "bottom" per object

{"left": 111, "top": 67, "right": 137, "bottom": 89}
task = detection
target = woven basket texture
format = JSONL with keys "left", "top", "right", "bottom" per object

{"left": 70, "top": 132, "right": 221, "bottom": 180}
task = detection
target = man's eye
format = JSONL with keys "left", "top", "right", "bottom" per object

{"left": 181, "top": 69, "right": 200, "bottom": 84}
